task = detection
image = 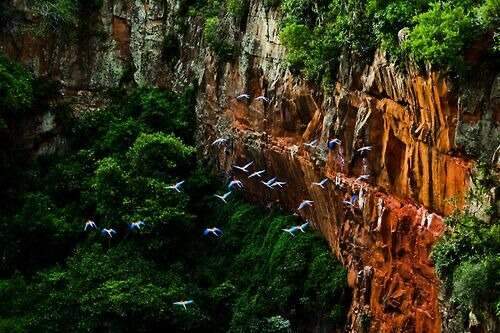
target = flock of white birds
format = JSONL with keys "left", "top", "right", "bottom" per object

{"left": 81, "top": 93, "right": 378, "bottom": 311}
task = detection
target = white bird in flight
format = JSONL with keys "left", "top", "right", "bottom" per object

{"left": 211, "top": 138, "right": 227, "bottom": 146}
{"left": 214, "top": 191, "right": 232, "bottom": 203}
{"left": 356, "top": 175, "right": 370, "bottom": 182}
{"left": 357, "top": 146, "right": 372, "bottom": 153}
{"left": 282, "top": 226, "right": 299, "bottom": 236}
{"left": 173, "top": 300, "right": 194, "bottom": 310}
{"left": 167, "top": 180, "right": 185, "bottom": 192}
{"left": 271, "top": 181, "right": 286, "bottom": 188}
{"left": 304, "top": 139, "right": 318, "bottom": 148}
{"left": 248, "top": 170, "right": 265, "bottom": 178}
{"left": 343, "top": 195, "right": 358, "bottom": 207}
{"left": 298, "top": 200, "right": 314, "bottom": 210}
{"left": 329, "top": 138, "right": 341, "bottom": 145}
{"left": 101, "top": 228, "right": 117, "bottom": 238}
{"left": 298, "top": 221, "right": 309, "bottom": 233}
{"left": 312, "top": 178, "right": 328, "bottom": 189}
{"left": 261, "top": 177, "right": 277, "bottom": 189}
{"left": 129, "top": 221, "right": 145, "bottom": 231}
{"left": 328, "top": 138, "right": 341, "bottom": 150}
{"left": 255, "top": 95, "right": 270, "bottom": 103}
{"left": 236, "top": 93, "right": 250, "bottom": 100}
{"left": 84, "top": 220, "right": 97, "bottom": 231}
{"left": 233, "top": 161, "right": 254, "bottom": 173}
{"left": 228, "top": 180, "right": 244, "bottom": 190}
{"left": 203, "top": 227, "right": 223, "bottom": 237}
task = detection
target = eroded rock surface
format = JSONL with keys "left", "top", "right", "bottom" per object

{"left": 1, "top": 1, "right": 498, "bottom": 332}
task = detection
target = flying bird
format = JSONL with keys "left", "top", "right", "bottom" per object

{"left": 167, "top": 180, "right": 185, "bottom": 192}
{"left": 356, "top": 175, "right": 370, "bottom": 182}
{"left": 298, "top": 200, "right": 314, "bottom": 210}
{"left": 357, "top": 146, "right": 372, "bottom": 153}
{"left": 312, "top": 178, "right": 328, "bottom": 189}
{"left": 211, "top": 138, "right": 227, "bottom": 146}
{"left": 298, "top": 221, "right": 309, "bottom": 233}
{"left": 328, "top": 138, "right": 341, "bottom": 150}
{"left": 236, "top": 93, "right": 250, "bottom": 100}
{"left": 101, "top": 228, "right": 117, "bottom": 238}
{"left": 228, "top": 180, "right": 244, "bottom": 190}
{"left": 271, "top": 181, "right": 287, "bottom": 188}
{"left": 304, "top": 139, "right": 318, "bottom": 148}
{"left": 282, "top": 226, "right": 299, "bottom": 236}
{"left": 255, "top": 95, "right": 270, "bottom": 103}
{"left": 203, "top": 227, "right": 223, "bottom": 237}
{"left": 343, "top": 195, "right": 358, "bottom": 207}
{"left": 84, "top": 220, "right": 97, "bottom": 231}
{"left": 261, "top": 177, "right": 277, "bottom": 189}
{"left": 173, "top": 300, "right": 194, "bottom": 310}
{"left": 129, "top": 221, "right": 145, "bottom": 231}
{"left": 233, "top": 161, "right": 254, "bottom": 173}
{"left": 214, "top": 191, "right": 232, "bottom": 203}
{"left": 248, "top": 170, "right": 265, "bottom": 178}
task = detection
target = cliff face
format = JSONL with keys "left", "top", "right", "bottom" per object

{"left": 1, "top": 1, "right": 498, "bottom": 332}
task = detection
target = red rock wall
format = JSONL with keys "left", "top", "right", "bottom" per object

{"left": 3, "top": 1, "right": 496, "bottom": 332}
{"left": 197, "top": 44, "right": 474, "bottom": 332}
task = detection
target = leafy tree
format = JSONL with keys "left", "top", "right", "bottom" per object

{"left": 0, "top": 55, "right": 33, "bottom": 115}
{"left": 404, "top": 3, "right": 475, "bottom": 68}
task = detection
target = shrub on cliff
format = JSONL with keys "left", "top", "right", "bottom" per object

{"left": 29, "top": 0, "right": 103, "bottom": 37}
{"left": 0, "top": 55, "right": 33, "bottom": 114}
{"left": 278, "top": 0, "right": 498, "bottom": 80}
{"left": 203, "top": 16, "right": 237, "bottom": 61}
{"left": 404, "top": 3, "right": 476, "bottom": 69}
{"left": 432, "top": 161, "right": 500, "bottom": 322}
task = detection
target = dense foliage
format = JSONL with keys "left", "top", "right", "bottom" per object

{"left": 277, "top": 0, "right": 499, "bottom": 82}
{"left": 432, "top": 164, "right": 500, "bottom": 321}
{"left": 0, "top": 56, "right": 350, "bottom": 332}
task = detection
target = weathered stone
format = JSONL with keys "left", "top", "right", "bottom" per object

{"left": 1, "top": 1, "right": 498, "bottom": 332}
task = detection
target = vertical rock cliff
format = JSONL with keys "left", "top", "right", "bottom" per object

{"left": 1, "top": 0, "right": 498, "bottom": 332}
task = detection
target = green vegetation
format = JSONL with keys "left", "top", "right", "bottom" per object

{"left": 29, "top": 0, "right": 103, "bottom": 38}
{"left": 0, "top": 55, "right": 33, "bottom": 114}
{"left": 277, "top": 0, "right": 499, "bottom": 82}
{"left": 432, "top": 163, "right": 499, "bottom": 322}
{"left": 0, "top": 56, "right": 350, "bottom": 331}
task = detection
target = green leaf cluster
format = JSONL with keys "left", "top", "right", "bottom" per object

{"left": 278, "top": 0, "right": 499, "bottom": 81}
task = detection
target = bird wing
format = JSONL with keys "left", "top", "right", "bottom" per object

{"left": 243, "top": 161, "right": 253, "bottom": 169}
{"left": 203, "top": 229, "right": 210, "bottom": 235}
{"left": 176, "top": 180, "right": 185, "bottom": 187}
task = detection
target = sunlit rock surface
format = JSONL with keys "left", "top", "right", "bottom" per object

{"left": 1, "top": 0, "right": 498, "bottom": 332}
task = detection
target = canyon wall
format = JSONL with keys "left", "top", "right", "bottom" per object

{"left": 1, "top": 0, "right": 498, "bottom": 332}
